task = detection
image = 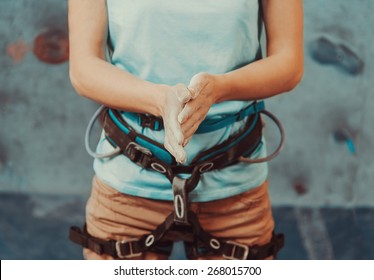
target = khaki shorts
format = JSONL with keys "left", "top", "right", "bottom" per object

{"left": 84, "top": 176, "right": 275, "bottom": 260}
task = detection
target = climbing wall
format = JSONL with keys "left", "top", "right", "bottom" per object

{"left": 1, "top": 0, "right": 373, "bottom": 207}
{"left": 0, "top": 0, "right": 97, "bottom": 196}
{"left": 266, "top": 0, "right": 374, "bottom": 207}
{"left": 1, "top": 0, "right": 374, "bottom": 261}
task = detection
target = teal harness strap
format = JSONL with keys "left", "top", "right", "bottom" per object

{"left": 196, "top": 101, "right": 264, "bottom": 134}
{"left": 108, "top": 109, "right": 175, "bottom": 165}
{"left": 108, "top": 102, "right": 264, "bottom": 166}
{"left": 122, "top": 101, "right": 265, "bottom": 134}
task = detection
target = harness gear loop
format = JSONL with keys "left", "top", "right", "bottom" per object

{"left": 85, "top": 105, "right": 121, "bottom": 159}
{"left": 239, "top": 109, "right": 285, "bottom": 163}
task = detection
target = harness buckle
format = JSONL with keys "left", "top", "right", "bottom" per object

{"left": 199, "top": 162, "right": 214, "bottom": 173}
{"left": 126, "top": 142, "right": 152, "bottom": 157}
{"left": 115, "top": 238, "right": 142, "bottom": 259}
{"left": 151, "top": 162, "right": 167, "bottom": 174}
{"left": 223, "top": 241, "right": 249, "bottom": 260}
{"left": 140, "top": 115, "right": 160, "bottom": 130}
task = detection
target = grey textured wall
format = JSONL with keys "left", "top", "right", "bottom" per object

{"left": 267, "top": 0, "right": 374, "bottom": 207}
{"left": 1, "top": 0, "right": 374, "bottom": 261}
{"left": 1, "top": 0, "right": 373, "bottom": 207}
{"left": 0, "top": 0, "right": 96, "bottom": 197}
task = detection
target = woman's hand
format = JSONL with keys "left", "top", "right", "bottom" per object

{"left": 178, "top": 72, "right": 219, "bottom": 146}
{"left": 160, "top": 84, "right": 192, "bottom": 163}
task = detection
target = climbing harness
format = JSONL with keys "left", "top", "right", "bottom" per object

{"left": 70, "top": 101, "right": 285, "bottom": 259}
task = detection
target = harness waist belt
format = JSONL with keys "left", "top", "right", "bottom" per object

{"left": 100, "top": 106, "right": 263, "bottom": 187}
{"left": 122, "top": 101, "right": 265, "bottom": 133}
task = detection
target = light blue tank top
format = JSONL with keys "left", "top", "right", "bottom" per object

{"left": 94, "top": 0, "right": 268, "bottom": 202}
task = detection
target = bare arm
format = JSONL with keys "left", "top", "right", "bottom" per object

{"left": 179, "top": 0, "right": 304, "bottom": 141}
{"left": 68, "top": 0, "right": 167, "bottom": 116}
{"left": 68, "top": 0, "right": 190, "bottom": 162}
{"left": 216, "top": 0, "right": 304, "bottom": 101}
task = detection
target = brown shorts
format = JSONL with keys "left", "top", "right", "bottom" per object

{"left": 84, "top": 176, "right": 275, "bottom": 260}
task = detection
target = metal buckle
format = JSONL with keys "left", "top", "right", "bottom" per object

{"left": 115, "top": 239, "right": 142, "bottom": 259}
{"left": 145, "top": 235, "right": 155, "bottom": 247}
{"left": 174, "top": 194, "right": 185, "bottom": 220}
{"left": 151, "top": 162, "right": 167, "bottom": 174}
{"left": 140, "top": 115, "right": 155, "bottom": 129}
{"left": 126, "top": 142, "right": 152, "bottom": 157}
{"left": 198, "top": 162, "right": 214, "bottom": 173}
{"left": 223, "top": 241, "right": 249, "bottom": 260}
{"left": 210, "top": 238, "right": 221, "bottom": 250}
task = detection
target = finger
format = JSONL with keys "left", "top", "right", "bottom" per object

{"left": 165, "top": 128, "right": 186, "bottom": 163}
{"left": 164, "top": 137, "right": 176, "bottom": 157}
{"left": 165, "top": 136, "right": 186, "bottom": 163}
{"left": 178, "top": 104, "right": 191, "bottom": 124}
{"left": 181, "top": 107, "right": 208, "bottom": 139}
{"left": 178, "top": 103, "right": 201, "bottom": 124}
{"left": 175, "top": 84, "right": 192, "bottom": 103}
{"left": 169, "top": 136, "right": 187, "bottom": 163}
{"left": 182, "top": 120, "right": 201, "bottom": 140}
{"left": 180, "top": 106, "right": 206, "bottom": 133}
{"left": 168, "top": 117, "right": 184, "bottom": 145}
{"left": 175, "top": 146, "right": 187, "bottom": 164}
{"left": 183, "top": 136, "right": 193, "bottom": 147}
{"left": 187, "top": 87, "right": 198, "bottom": 99}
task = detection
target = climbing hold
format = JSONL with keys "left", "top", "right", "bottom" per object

{"left": 6, "top": 40, "right": 30, "bottom": 64}
{"left": 309, "top": 37, "right": 364, "bottom": 75}
{"left": 33, "top": 28, "right": 69, "bottom": 64}
{"left": 333, "top": 129, "right": 356, "bottom": 154}
{"left": 292, "top": 181, "right": 308, "bottom": 195}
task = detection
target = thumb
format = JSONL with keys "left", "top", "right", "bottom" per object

{"left": 188, "top": 72, "right": 206, "bottom": 99}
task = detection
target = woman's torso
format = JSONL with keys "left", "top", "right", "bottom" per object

{"left": 94, "top": 0, "right": 268, "bottom": 202}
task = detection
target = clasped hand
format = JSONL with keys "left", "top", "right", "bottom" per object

{"left": 161, "top": 73, "right": 218, "bottom": 163}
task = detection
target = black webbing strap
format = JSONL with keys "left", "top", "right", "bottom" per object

{"left": 172, "top": 177, "right": 190, "bottom": 225}
{"left": 69, "top": 225, "right": 117, "bottom": 256}
{"left": 137, "top": 113, "right": 163, "bottom": 130}
{"left": 69, "top": 211, "right": 284, "bottom": 260}
{"left": 183, "top": 211, "right": 284, "bottom": 260}
{"left": 69, "top": 214, "right": 177, "bottom": 258}
{"left": 184, "top": 232, "right": 285, "bottom": 260}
